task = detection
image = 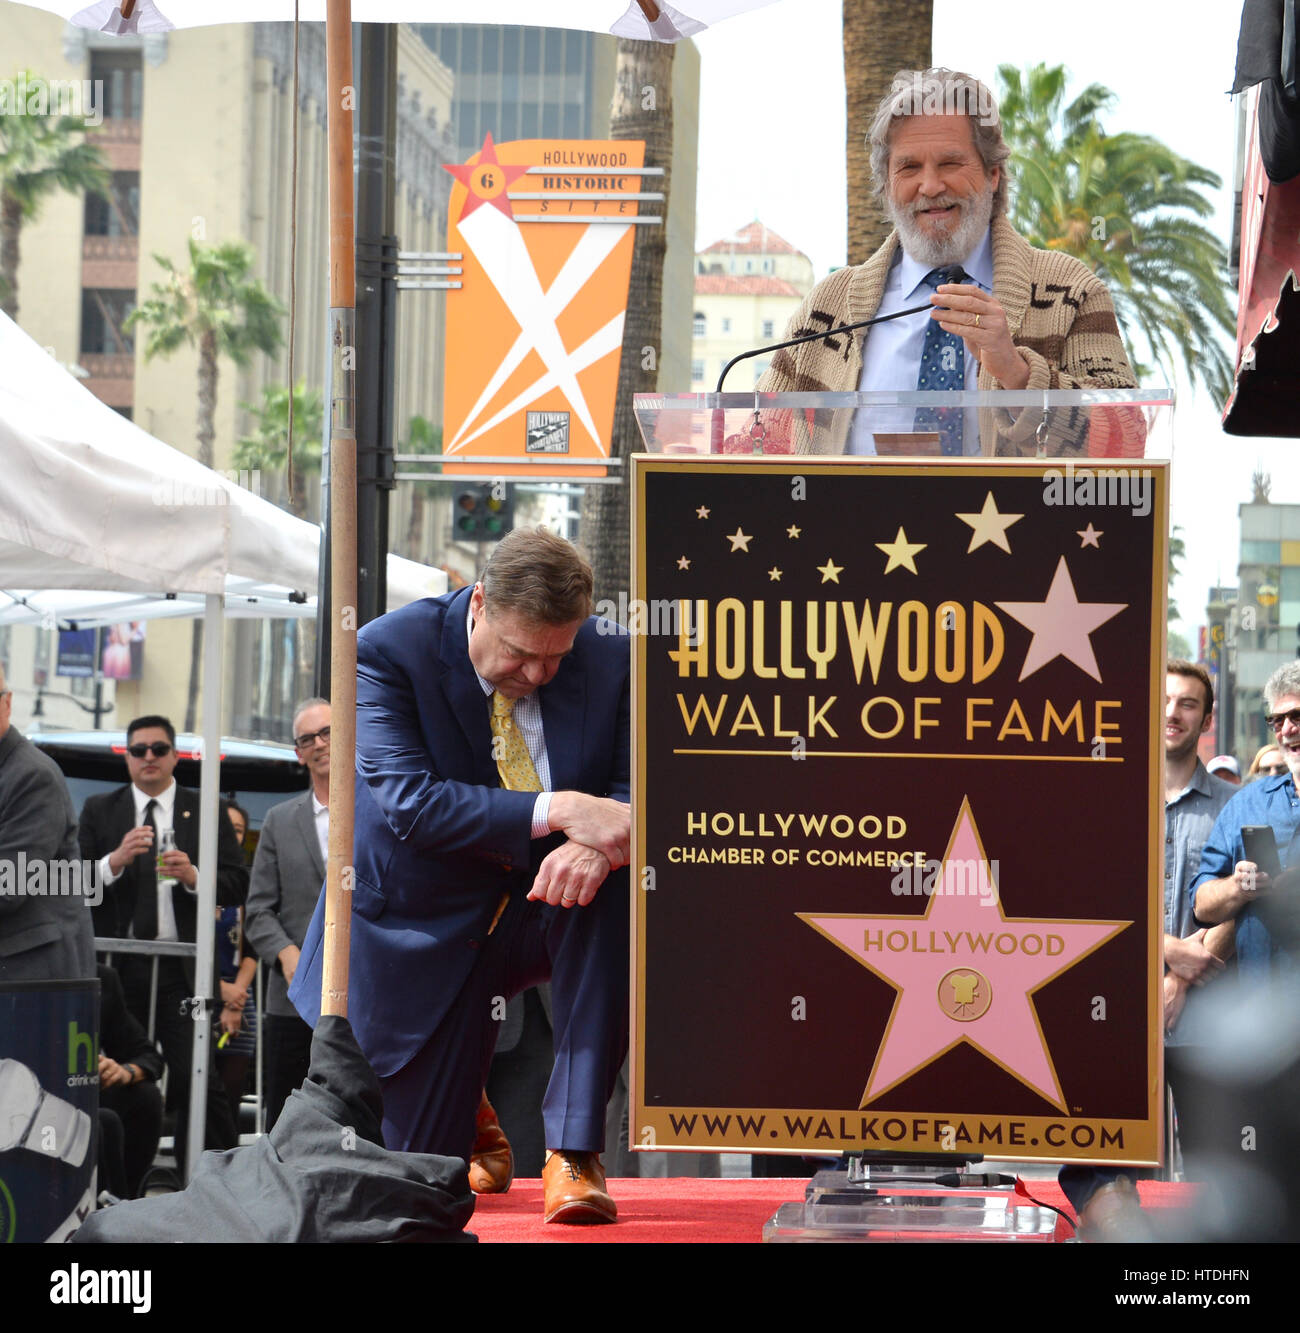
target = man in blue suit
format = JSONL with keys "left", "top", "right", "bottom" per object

{"left": 291, "top": 527, "right": 631, "bottom": 1223}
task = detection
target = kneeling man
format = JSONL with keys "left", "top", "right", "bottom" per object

{"left": 291, "top": 527, "right": 630, "bottom": 1223}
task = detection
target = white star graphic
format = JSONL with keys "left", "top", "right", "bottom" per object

{"left": 817, "top": 559, "right": 843, "bottom": 584}
{"left": 768, "top": 566, "right": 783, "bottom": 581}
{"left": 876, "top": 527, "right": 926, "bottom": 575}
{"left": 696, "top": 506, "right": 711, "bottom": 519}
{"left": 1077, "top": 523, "right": 1103, "bottom": 548}
{"left": 727, "top": 528, "right": 752, "bottom": 552}
{"left": 996, "top": 558, "right": 1127, "bottom": 682}
{"left": 956, "top": 491, "right": 1023, "bottom": 554}
{"left": 677, "top": 556, "right": 691, "bottom": 570}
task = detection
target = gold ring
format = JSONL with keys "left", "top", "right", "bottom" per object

{"left": 974, "top": 313, "right": 981, "bottom": 328}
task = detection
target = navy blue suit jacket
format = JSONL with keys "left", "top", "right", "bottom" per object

{"left": 290, "top": 587, "right": 630, "bottom": 1078}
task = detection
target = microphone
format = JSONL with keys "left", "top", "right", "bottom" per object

{"left": 714, "top": 265, "right": 973, "bottom": 392}
{"left": 933, "top": 1171, "right": 1018, "bottom": 1188}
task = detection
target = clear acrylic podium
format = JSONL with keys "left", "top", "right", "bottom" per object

{"left": 631, "top": 387, "right": 1172, "bottom": 1243}
{"left": 633, "top": 387, "right": 1172, "bottom": 460}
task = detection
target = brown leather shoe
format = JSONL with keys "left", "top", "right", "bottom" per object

{"left": 542, "top": 1150, "right": 617, "bottom": 1224}
{"left": 467, "top": 1093, "right": 513, "bottom": 1195}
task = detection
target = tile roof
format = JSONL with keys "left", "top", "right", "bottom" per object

{"left": 699, "top": 220, "right": 805, "bottom": 256}
{"left": 694, "top": 274, "right": 801, "bottom": 296}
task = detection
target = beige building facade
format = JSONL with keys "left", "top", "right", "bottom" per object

{"left": 691, "top": 220, "right": 814, "bottom": 390}
{"left": 1, "top": 6, "right": 455, "bottom": 737}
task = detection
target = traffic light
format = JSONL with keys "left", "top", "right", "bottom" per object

{"left": 451, "top": 482, "right": 514, "bottom": 542}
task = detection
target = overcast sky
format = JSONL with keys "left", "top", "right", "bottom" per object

{"left": 692, "top": 0, "right": 1296, "bottom": 649}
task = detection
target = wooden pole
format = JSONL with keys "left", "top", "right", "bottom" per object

{"left": 321, "top": 0, "right": 357, "bottom": 1018}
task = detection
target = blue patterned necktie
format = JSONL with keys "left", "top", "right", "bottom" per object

{"left": 914, "top": 266, "right": 964, "bottom": 456}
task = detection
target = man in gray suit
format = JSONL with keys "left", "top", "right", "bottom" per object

{"left": 245, "top": 698, "right": 329, "bottom": 1129}
{"left": 0, "top": 664, "right": 95, "bottom": 982}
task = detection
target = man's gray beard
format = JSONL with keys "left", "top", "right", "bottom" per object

{"left": 888, "top": 183, "right": 995, "bottom": 268}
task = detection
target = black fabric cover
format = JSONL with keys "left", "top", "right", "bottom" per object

{"left": 1233, "top": 0, "right": 1300, "bottom": 181}
{"left": 73, "top": 1015, "right": 476, "bottom": 1243}
{"left": 1233, "top": 0, "right": 1288, "bottom": 91}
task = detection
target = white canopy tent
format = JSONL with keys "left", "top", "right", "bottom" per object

{"left": 14, "top": 0, "right": 778, "bottom": 42}
{"left": 0, "top": 309, "right": 445, "bottom": 1174}
{"left": 0, "top": 311, "right": 443, "bottom": 611}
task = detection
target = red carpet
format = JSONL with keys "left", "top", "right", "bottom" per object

{"left": 467, "top": 1178, "right": 802, "bottom": 1243}
{"left": 464, "top": 1177, "right": 1193, "bottom": 1243}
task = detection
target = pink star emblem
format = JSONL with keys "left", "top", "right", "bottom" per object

{"left": 799, "top": 800, "right": 1130, "bottom": 1110}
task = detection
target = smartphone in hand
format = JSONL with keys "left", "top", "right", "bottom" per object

{"left": 1242, "top": 825, "right": 1283, "bottom": 880}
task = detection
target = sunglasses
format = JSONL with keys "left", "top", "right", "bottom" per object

{"left": 127, "top": 742, "right": 172, "bottom": 759}
{"left": 1263, "top": 708, "right": 1300, "bottom": 734}
{"left": 294, "top": 725, "right": 331, "bottom": 750}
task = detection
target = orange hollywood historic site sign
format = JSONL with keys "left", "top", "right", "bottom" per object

{"left": 441, "top": 134, "right": 650, "bottom": 477}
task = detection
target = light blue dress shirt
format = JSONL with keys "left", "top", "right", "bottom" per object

{"left": 850, "top": 226, "right": 995, "bottom": 456}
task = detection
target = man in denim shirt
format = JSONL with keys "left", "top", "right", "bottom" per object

{"left": 1163, "top": 662, "right": 1238, "bottom": 1030}
{"left": 1193, "top": 661, "right": 1300, "bottom": 973}
{"left": 1060, "top": 661, "right": 1235, "bottom": 1239}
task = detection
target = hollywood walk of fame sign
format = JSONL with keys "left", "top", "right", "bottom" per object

{"left": 630, "top": 455, "right": 1168, "bottom": 1164}
{"left": 441, "top": 135, "right": 659, "bottom": 478}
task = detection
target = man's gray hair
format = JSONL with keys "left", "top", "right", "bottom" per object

{"left": 292, "top": 696, "right": 329, "bottom": 733}
{"left": 1263, "top": 661, "right": 1300, "bottom": 710}
{"left": 867, "top": 67, "right": 1010, "bottom": 216}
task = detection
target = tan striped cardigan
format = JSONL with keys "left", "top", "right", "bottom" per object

{"left": 754, "top": 215, "right": 1140, "bottom": 457}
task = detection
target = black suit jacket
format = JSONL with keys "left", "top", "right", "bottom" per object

{"left": 98, "top": 963, "right": 164, "bottom": 1081}
{"left": 78, "top": 783, "right": 247, "bottom": 970}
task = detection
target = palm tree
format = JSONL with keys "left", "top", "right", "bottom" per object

{"left": 126, "top": 238, "right": 284, "bottom": 468}
{"left": 1169, "top": 524, "right": 1185, "bottom": 625}
{"left": 0, "top": 72, "right": 109, "bottom": 321}
{"left": 997, "top": 63, "right": 1235, "bottom": 403}
{"left": 127, "top": 237, "right": 283, "bottom": 728}
{"left": 580, "top": 36, "right": 675, "bottom": 606}
{"left": 233, "top": 381, "right": 324, "bottom": 519}
{"left": 397, "top": 415, "right": 442, "bottom": 560}
{"left": 842, "top": 2, "right": 933, "bottom": 265}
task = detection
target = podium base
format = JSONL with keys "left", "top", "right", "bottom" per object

{"left": 762, "top": 1170, "right": 1058, "bottom": 1243}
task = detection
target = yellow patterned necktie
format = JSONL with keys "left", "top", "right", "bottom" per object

{"left": 490, "top": 691, "right": 542, "bottom": 793}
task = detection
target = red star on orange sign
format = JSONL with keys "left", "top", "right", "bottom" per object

{"left": 443, "top": 133, "right": 532, "bottom": 223}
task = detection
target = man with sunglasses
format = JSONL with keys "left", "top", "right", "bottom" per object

{"left": 78, "top": 715, "right": 248, "bottom": 1164}
{"left": 1193, "top": 662, "right": 1300, "bottom": 974}
{"left": 245, "top": 698, "right": 331, "bottom": 1130}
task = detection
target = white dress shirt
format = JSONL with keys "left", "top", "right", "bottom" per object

{"left": 311, "top": 791, "right": 329, "bottom": 864}
{"left": 98, "top": 779, "right": 186, "bottom": 940}
{"left": 850, "top": 225, "right": 995, "bottom": 455}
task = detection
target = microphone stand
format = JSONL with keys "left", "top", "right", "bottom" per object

{"left": 710, "top": 265, "right": 970, "bottom": 454}
{"left": 714, "top": 299, "right": 933, "bottom": 393}
{"left": 714, "top": 264, "right": 972, "bottom": 393}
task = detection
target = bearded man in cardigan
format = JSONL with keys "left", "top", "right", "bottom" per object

{"left": 757, "top": 68, "right": 1138, "bottom": 457}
